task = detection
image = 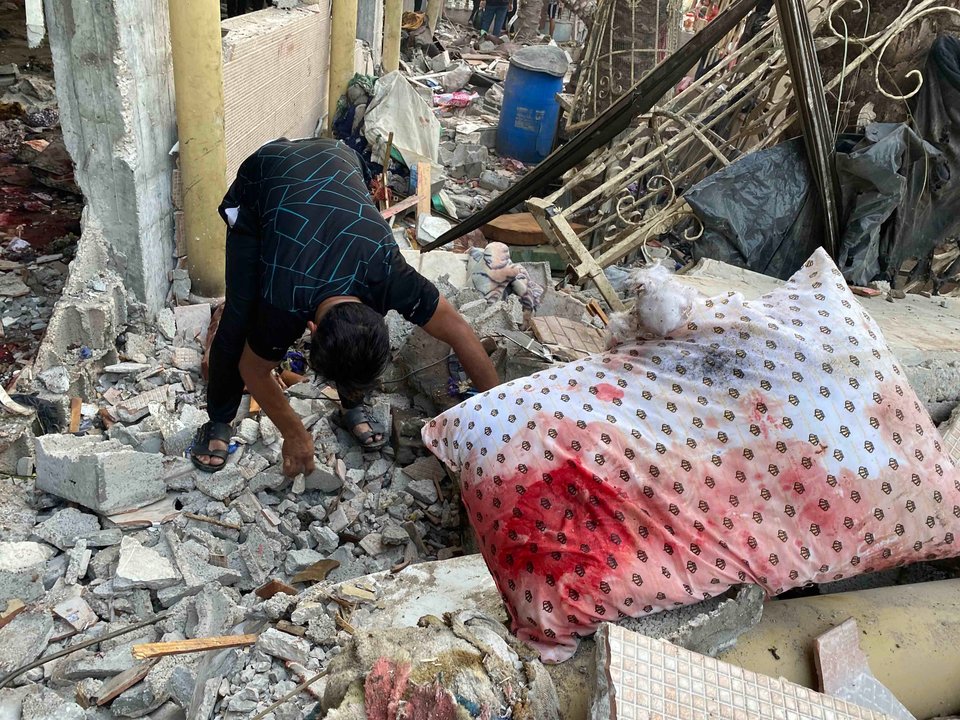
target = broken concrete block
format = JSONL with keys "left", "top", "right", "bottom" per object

{"left": 310, "top": 525, "right": 340, "bottom": 555}
{"left": 115, "top": 536, "right": 180, "bottom": 590}
{"left": 32, "top": 507, "right": 100, "bottom": 550}
{"left": 256, "top": 627, "right": 310, "bottom": 665}
{"left": 64, "top": 539, "right": 92, "bottom": 585}
{"left": 284, "top": 549, "right": 324, "bottom": 575}
{"left": 327, "top": 506, "right": 355, "bottom": 534}
{"left": 196, "top": 465, "right": 246, "bottom": 501}
{"left": 187, "top": 583, "right": 240, "bottom": 639}
{"left": 37, "top": 365, "right": 70, "bottom": 393}
{"left": 449, "top": 143, "right": 488, "bottom": 180}
{"left": 34, "top": 434, "right": 165, "bottom": 514}
{"left": 0, "top": 610, "right": 53, "bottom": 672}
{"left": 406, "top": 478, "right": 439, "bottom": 506}
{"left": 479, "top": 169, "right": 511, "bottom": 192}
{"left": 236, "top": 418, "right": 259, "bottom": 445}
{"left": 237, "top": 526, "right": 278, "bottom": 585}
{"left": 156, "top": 307, "right": 176, "bottom": 341}
{"left": 19, "top": 685, "right": 85, "bottom": 720}
{"left": 303, "top": 463, "right": 343, "bottom": 493}
{"left": 0, "top": 541, "right": 56, "bottom": 602}
{"left": 173, "top": 303, "right": 211, "bottom": 348}
{"left": 167, "top": 534, "right": 241, "bottom": 590}
{"left": 80, "top": 528, "right": 123, "bottom": 548}
{"left": 152, "top": 402, "right": 208, "bottom": 457}
{"left": 359, "top": 533, "right": 385, "bottom": 557}
{"left": 305, "top": 613, "right": 338, "bottom": 645}
{"left": 381, "top": 524, "right": 409, "bottom": 547}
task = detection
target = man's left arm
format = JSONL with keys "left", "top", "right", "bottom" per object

{"left": 422, "top": 296, "right": 500, "bottom": 392}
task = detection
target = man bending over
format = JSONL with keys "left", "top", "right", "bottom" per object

{"left": 191, "top": 138, "right": 499, "bottom": 477}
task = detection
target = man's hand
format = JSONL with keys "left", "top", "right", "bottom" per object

{"left": 239, "top": 342, "right": 317, "bottom": 479}
{"left": 422, "top": 296, "right": 500, "bottom": 392}
{"left": 282, "top": 429, "right": 316, "bottom": 478}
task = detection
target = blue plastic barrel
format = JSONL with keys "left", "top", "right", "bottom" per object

{"left": 496, "top": 46, "right": 569, "bottom": 163}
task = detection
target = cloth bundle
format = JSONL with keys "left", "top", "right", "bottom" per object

{"left": 424, "top": 249, "right": 959, "bottom": 662}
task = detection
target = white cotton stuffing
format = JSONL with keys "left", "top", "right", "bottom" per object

{"left": 606, "top": 263, "right": 701, "bottom": 346}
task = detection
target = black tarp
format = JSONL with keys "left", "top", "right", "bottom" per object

{"left": 686, "top": 34, "right": 960, "bottom": 285}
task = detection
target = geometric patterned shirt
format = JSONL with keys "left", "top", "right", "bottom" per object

{"left": 220, "top": 138, "right": 439, "bottom": 360}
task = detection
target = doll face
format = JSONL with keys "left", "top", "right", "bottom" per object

{"left": 485, "top": 242, "right": 512, "bottom": 269}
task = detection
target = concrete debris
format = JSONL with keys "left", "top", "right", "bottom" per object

{"left": 34, "top": 434, "right": 166, "bottom": 514}
{"left": 0, "top": 541, "right": 56, "bottom": 602}
{"left": 115, "top": 536, "right": 180, "bottom": 590}
{"left": 256, "top": 627, "right": 311, "bottom": 665}
{"left": 32, "top": 507, "right": 100, "bottom": 550}
{"left": 0, "top": 609, "right": 53, "bottom": 673}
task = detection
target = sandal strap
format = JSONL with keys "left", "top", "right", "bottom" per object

{"left": 341, "top": 406, "right": 384, "bottom": 434}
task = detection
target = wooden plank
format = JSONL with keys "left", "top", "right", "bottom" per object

{"left": 95, "top": 660, "right": 159, "bottom": 706}
{"left": 416, "top": 160, "right": 432, "bottom": 219}
{"left": 482, "top": 213, "right": 587, "bottom": 247}
{"left": 255, "top": 579, "right": 298, "bottom": 600}
{"left": 0, "top": 599, "right": 26, "bottom": 631}
{"left": 380, "top": 194, "right": 418, "bottom": 220}
{"left": 183, "top": 512, "right": 243, "bottom": 531}
{"left": 131, "top": 634, "right": 259, "bottom": 660}
{"left": 69, "top": 397, "right": 82, "bottom": 433}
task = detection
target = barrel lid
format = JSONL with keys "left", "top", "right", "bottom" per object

{"left": 509, "top": 45, "right": 569, "bottom": 78}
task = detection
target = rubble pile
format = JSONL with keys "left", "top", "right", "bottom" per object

{"left": 0, "top": 236, "right": 616, "bottom": 717}
{"left": 0, "top": 64, "right": 82, "bottom": 387}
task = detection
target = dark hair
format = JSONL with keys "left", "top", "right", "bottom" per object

{"left": 308, "top": 303, "right": 390, "bottom": 396}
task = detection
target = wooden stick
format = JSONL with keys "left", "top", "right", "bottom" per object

{"left": 96, "top": 660, "right": 158, "bottom": 706}
{"left": 380, "top": 194, "right": 418, "bottom": 220}
{"left": 250, "top": 670, "right": 328, "bottom": 720}
{"left": 249, "top": 397, "right": 261, "bottom": 414}
{"left": 416, "top": 160, "right": 432, "bottom": 219}
{"left": 382, "top": 131, "right": 394, "bottom": 209}
{"left": 69, "top": 397, "right": 82, "bottom": 433}
{"left": 131, "top": 634, "right": 258, "bottom": 660}
{"left": 183, "top": 512, "right": 243, "bottom": 531}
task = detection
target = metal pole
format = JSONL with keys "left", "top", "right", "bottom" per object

{"left": 773, "top": 0, "right": 842, "bottom": 259}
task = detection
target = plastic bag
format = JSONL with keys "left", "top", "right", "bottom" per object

{"left": 364, "top": 71, "right": 440, "bottom": 167}
{"left": 423, "top": 249, "right": 959, "bottom": 662}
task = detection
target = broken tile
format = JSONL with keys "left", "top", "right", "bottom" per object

{"left": 595, "top": 624, "right": 896, "bottom": 720}
{"left": 816, "top": 618, "right": 915, "bottom": 720}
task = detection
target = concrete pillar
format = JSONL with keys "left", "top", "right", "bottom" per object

{"left": 169, "top": 0, "right": 228, "bottom": 297}
{"left": 43, "top": 0, "right": 177, "bottom": 313}
{"left": 383, "top": 0, "right": 402, "bottom": 73}
{"left": 329, "top": 0, "right": 360, "bottom": 132}
{"left": 425, "top": 0, "right": 442, "bottom": 34}
{"left": 357, "top": 0, "right": 385, "bottom": 69}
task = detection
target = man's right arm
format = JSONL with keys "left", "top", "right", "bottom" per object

{"left": 238, "top": 342, "right": 315, "bottom": 478}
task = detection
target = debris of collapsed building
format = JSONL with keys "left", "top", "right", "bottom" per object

{"left": 2, "top": 0, "right": 960, "bottom": 719}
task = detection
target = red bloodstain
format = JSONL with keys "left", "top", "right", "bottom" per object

{"left": 594, "top": 383, "right": 624, "bottom": 402}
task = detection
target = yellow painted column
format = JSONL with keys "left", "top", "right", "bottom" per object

{"left": 328, "top": 0, "right": 360, "bottom": 133}
{"left": 382, "top": 0, "right": 402, "bottom": 74}
{"left": 425, "top": 0, "right": 442, "bottom": 34}
{"left": 168, "top": 0, "right": 228, "bottom": 297}
{"left": 720, "top": 578, "right": 960, "bottom": 720}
